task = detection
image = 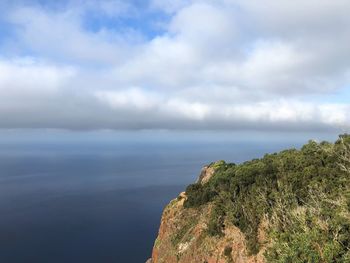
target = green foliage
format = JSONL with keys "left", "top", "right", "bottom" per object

{"left": 224, "top": 246, "right": 232, "bottom": 257}
{"left": 224, "top": 246, "right": 233, "bottom": 262}
{"left": 183, "top": 135, "right": 350, "bottom": 261}
{"left": 183, "top": 183, "right": 217, "bottom": 208}
{"left": 207, "top": 202, "right": 226, "bottom": 236}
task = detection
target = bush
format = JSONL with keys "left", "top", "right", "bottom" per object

{"left": 207, "top": 202, "right": 226, "bottom": 236}
{"left": 183, "top": 134, "right": 350, "bottom": 260}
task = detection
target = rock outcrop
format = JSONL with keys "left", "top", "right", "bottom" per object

{"left": 147, "top": 136, "right": 350, "bottom": 263}
{"left": 147, "top": 161, "right": 266, "bottom": 263}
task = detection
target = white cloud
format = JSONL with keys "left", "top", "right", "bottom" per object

{"left": 0, "top": 0, "right": 349, "bottom": 132}
{"left": 0, "top": 57, "right": 74, "bottom": 95}
{"left": 95, "top": 88, "right": 160, "bottom": 111}
{"left": 7, "top": 6, "right": 140, "bottom": 65}
{"left": 169, "top": 3, "right": 237, "bottom": 51}
{"left": 235, "top": 0, "right": 350, "bottom": 34}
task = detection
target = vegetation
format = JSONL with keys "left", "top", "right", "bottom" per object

{"left": 184, "top": 135, "right": 350, "bottom": 261}
{"left": 171, "top": 211, "right": 199, "bottom": 246}
{"left": 224, "top": 246, "right": 233, "bottom": 262}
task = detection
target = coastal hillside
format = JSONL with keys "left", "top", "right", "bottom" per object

{"left": 148, "top": 135, "right": 350, "bottom": 263}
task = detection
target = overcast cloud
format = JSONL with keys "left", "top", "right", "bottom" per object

{"left": 0, "top": 0, "right": 349, "bottom": 131}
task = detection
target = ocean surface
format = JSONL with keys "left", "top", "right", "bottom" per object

{"left": 0, "top": 138, "right": 312, "bottom": 263}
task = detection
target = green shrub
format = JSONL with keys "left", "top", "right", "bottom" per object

{"left": 183, "top": 134, "right": 350, "bottom": 260}
{"left": 207, "top": 202, "right": 226, "bottom": 236}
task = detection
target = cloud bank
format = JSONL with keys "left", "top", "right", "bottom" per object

{"left": 0, "top": 0, "right": 349, "bottom": 131}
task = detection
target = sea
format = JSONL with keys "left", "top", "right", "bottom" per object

{"left": 0, "top": 133, "right": 330, "bottom": 262}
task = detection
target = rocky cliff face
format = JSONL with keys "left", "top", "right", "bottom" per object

{"left": 147, "top": 162, "right": 267, "bottom": 263}
{"left": 147, "top": 136, "right": 350, "bottom": 263}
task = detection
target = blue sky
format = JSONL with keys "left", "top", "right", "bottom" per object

{"left": 0, "top": 0, "right": 349, "bottom": 133}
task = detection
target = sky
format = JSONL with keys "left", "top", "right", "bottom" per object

{"left": 0, "top": 0, "right": 349, "bottom": 133}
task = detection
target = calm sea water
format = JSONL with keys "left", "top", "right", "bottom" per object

{"left": 0, "top": 139, "right": 307, "bottom": 263}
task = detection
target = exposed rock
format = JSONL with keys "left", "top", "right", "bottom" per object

{"left": 197, "top": 165, "right": 215, "bottom": 185}
{"left": 197, "top": 160, "right": 225, "bottom": 185}
{"left": 148, "top": 164, "right": 266, "bottom": 263}
{"left": 148, "top": 136, "right": 350, "bottom": 263}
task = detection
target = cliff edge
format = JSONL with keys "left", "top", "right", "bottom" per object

{"left": 148, "top": 135, "right": 350, "bottom": 263}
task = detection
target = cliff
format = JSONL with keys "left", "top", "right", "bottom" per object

{"left": 148, "top": 135, "right": 350, "bottom": 263}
